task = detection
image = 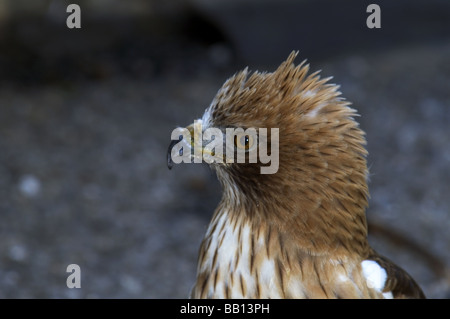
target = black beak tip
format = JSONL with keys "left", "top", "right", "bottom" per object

{"left": 167, "top": 139, "right": 178, "bottom": 170}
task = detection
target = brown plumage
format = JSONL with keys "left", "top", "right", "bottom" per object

{"left": 169, "top": 51, "right": 425, "bottom": 298}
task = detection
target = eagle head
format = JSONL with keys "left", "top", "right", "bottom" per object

{"left": 167, "top": 51, "right": 425, "bottom": 299}
{"left": 168, "top": 51, "right": 369, "bottom": 254}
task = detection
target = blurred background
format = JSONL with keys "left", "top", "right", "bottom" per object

{"left": 0, "top": 0, "right": 449, "bottom": 298}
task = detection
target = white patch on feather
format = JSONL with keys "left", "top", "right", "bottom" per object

{"left": 259, "top": 259, "right": 282, "bottom": 298}
{"left": 337, "top": 274, "right": 349, "bottom": 283}
{"left": 302, "top": 89, "right": 317, "bottom": 98}
{"left": 200, "top": 213, "right": 224, "bottom": 272}
{"left": 201, "top": 213, "right": 257, "bottom": 297}
{"left": 199, "top": 212, "right": 284, "bottom": 298}
{"left": 382, "top": 291, "right": 394, "bottom": 299}
{"left": 217, "top": 220, "right": 240, "bottom": 268}
{"left": 300, "top": 88, "right": 327, "bottom": 119}
{"left": 231, "top": 222, "right": 257, "bottom": 297}
{"left": 305, "top": 102, "right": 327, "bottom": 118}
{"left": 361, "top": 260, "right": 391, "bottom": 298}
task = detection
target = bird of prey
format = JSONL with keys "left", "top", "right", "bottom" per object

{"left": 168, "top": 52, "right": 425, "bottom": 299}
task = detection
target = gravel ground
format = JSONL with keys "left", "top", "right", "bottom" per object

{"left": 0, "top": 0, "right": 449, "bottom": 298}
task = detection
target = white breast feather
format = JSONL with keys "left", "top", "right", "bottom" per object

{"left": 361, "top": 260, "right": 393, "bottom": 299}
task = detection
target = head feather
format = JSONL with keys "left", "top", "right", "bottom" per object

{"left": 203, "top": 51, "right": 370, "bottom": 255}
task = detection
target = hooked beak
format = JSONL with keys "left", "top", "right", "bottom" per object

{"left": 167, "top": 123, "right": 198, "bottom": 170}
{"left": 167, "top": 123, "right": 195, "bottom": 170}
{"left": 167, "top": 139, "right": 179, "bottom": 170}
{"left": 167, "top": 121, "right": 218, "bottom": 170}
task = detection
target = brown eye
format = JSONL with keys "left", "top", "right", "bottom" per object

{"left": 234, "top": 133, "right": 254, "bottom": 150}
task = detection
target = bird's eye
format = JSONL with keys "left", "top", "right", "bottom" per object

{"left": 234, "top": 133, "right": 254, "bottom": 151}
